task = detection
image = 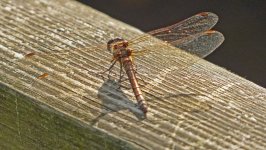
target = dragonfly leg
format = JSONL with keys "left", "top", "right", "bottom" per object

{"left": 116, "top": 78, "right": 133, "bottom": 90}
{"left": 118, "top": 60, "right": 124, "bottom": 82}
{"left": 97, "top": 58, "right": 118, "bottom": 80}
{"left": 116, "top": 63, "right": 131, "bottom": 90}
{"left": 117, "top": 61, "right": 129, "bottom": 89}
{"left": 116, "top": 62, "right": 123, "bottom": 89}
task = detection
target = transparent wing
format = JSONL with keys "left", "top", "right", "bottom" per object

{"left": 148, "top": 12, "right": 219, "bottom": 42}
{"left": 18, "top": 12, "right": 224, "bottom": 81}
{"left": 171, "top": 30, "right": 224, "bottom": 58}
{"left": 131, "top": 30, "right": 224, "bottom": 58}
{"left": 23, "top": 12, "right": 222, "bottom": 61}
{"left": 129, "top": 12, "right": 218, "bottom": 45}
{"left": 128, "top": 12, "right": 223, "bottom": 57}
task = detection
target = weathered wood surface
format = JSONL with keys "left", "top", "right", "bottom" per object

{"left": 1, "top": 0, "right": 266, "bottom": 149}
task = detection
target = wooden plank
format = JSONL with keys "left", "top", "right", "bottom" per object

{"left": 0, "top": 0, "right": 266, "bottom": 149}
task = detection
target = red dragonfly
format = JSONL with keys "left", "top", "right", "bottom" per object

{"left": 23, "top": 12, "right": 224, "bottom": 115}
{"left": 97, "top": 12, "right": 224, "bottom": 115}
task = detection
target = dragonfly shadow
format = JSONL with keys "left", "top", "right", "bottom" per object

{"left": 92, "top": 79, "right": 145, "bottom": 125}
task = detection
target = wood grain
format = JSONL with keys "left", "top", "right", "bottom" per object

{"left": 0, "top": 0, "right": 266, "bottom": 149}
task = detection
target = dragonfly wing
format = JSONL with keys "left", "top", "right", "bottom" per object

{"left": 129, "top": 12, "right": 222, "bottom": 55}
{"left": 130, "top": 30, "right": 224, "bottom": 58}
{"left": 171, "top": 30, "right": 224, "bottom": 58}
{"left": 148, "top": 12, "right": 219, "bottom": 42}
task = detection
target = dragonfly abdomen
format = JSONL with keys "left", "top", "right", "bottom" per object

{"left": 122, "top": 57, "right": 148, "bottom": 114}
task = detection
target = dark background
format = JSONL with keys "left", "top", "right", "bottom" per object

{"left": 78, "top": 0, "right": 266, "bottom": 88}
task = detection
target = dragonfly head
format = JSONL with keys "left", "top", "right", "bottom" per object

{"left": 107, "top": 38, "right": 129, "bottom": 52}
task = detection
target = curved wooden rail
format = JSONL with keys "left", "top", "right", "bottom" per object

{"left": 0, "top": 0, "right": 266, "bottom": 149}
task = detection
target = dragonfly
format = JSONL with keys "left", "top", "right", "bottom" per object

{"left": 96, "top": 12, "right": 224, "bottom": 115}
{"left": 22, "top": 12, "right": 224, "bottom": 115}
